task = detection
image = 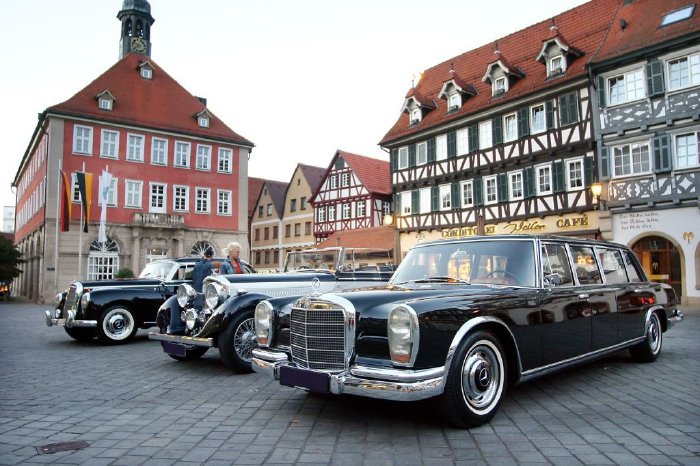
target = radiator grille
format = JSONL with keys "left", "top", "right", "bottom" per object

{"left": 64, "top": 283, "right": 81, "bottom": 314}
{"left": 290, "top": 305, "right": 347, "bottom": 371}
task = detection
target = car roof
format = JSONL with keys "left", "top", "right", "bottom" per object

{"left": 416, "top": 235, "right": 627, "bottom": 249}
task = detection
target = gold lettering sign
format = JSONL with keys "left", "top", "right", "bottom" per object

{"left": 556, "top": 216, "right": 589, "bottom": 229}
{"left": 502, "top": 220, "right": 546, "bottom": 235}
{"left": 441, "top": 225, "right": 496, "bottom": 238}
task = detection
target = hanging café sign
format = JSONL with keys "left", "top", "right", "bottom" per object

{"left": 441, "top": 214, "right": 592, "bottom": 238}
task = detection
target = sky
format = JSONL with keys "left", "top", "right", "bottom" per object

{"left": 0, "top": 0, "right": 589, "bottom": 210}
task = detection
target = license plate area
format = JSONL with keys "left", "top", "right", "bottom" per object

{"left": 279, "top": 366, "right": 330, "bottom": 393}
{"left": 162, "top": 341, "right": 186, "bottom": 358}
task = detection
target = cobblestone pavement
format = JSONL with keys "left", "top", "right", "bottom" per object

{"left": 0, "top": 301, "right": 698, "bottom": 465}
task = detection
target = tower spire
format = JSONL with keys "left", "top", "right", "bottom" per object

{"left": 117, "top": 0, "right": 155, "bottom": 59}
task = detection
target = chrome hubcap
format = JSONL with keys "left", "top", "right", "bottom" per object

{"left": 648, "top": 315, "right": 661, "bottom": 353}
{"left": 233, "top": 318, "right": 256, "bottom": 362}
{"left": 104, "top": 310, "right": 133, "bottom": 339}
{"left": 461, "top": 343, "right": 501, "bottom": 411}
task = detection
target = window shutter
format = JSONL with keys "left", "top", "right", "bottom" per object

{"left": 427, "top": 138, "right": 436, "bottom": 163}
{"left": 546, "top": 100, "right": 554, "bottom": 130}
{"left": 447, "top": 131, "right": 456, "bottom": 158}
{"left": 451, "top": 182, "right": 460, "bottom": 209}
{"left": 646, "top": 61, "right": 665, "bottom": 97}
{"left": 569, "top": 91, "right": 580, "bottom": 124}
{"left": 524, "top": 167, "right": 535, "bottom": 198}
{"left": 553, "top": 160, "right": 565, "bottom": 193}
{"left": 597, "top": 75, "right": 606, "bottom": 107}
{"left": 474, "top": 178, "right": 483, "bottom": 206}
{"left": 408, "top": 144, "right": 416, "bottom": 167}
{"left": 517, "top": 107, "right": 529, "bottom": 137}
{"left": 468, "top": 125, "right": 479, "bottom": 152}
{"left": 492, "top": 116, "right": 503, "bottom": 145}
{"left": 431, "top": 186, "right": 439, "bottom": 211}
{"left": 390, "top": 148, "right": 398, "bottom": 171}
{"left": 412, "top": 190, "right": 419, "bottom": 213}
{"left": 498, "top": 173, "right": 508, "bottom": 202}
{"left": 599, "top": 147, "right": 610, "bottom": 181}
{"left": 559, "top": 92, "right": 579, "bottom": 126}
{"left": 393, "top": 193, "right": 399, "bottom": 212}
{"left": 653, "top": 134, "right": 672, "bottom": 173}
{"left": 584, "top": 156, "right": 593, "bottom": 188}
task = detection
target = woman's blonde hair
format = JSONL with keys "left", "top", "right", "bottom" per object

{"left": 223, "top": 242, "right": 242, "bottom": 256}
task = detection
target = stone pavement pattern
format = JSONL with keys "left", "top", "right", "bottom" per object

{"left": 0, "top": 301, "right": 698, "bottom": 465}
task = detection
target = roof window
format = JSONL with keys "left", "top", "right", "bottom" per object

{"left": 660, "top": 4, "right": 695, "bottom": 27}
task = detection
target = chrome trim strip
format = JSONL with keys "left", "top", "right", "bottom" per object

{"left": 147, "top": 332, "right": 214, "bottom": 347}
{"left": 349, "top": 364, "right": 443, "bottom": 382}
{"left": 519, "top": 337, "right": 644, "bottom": 383}
{"left": 45, "top": 310, "right": 97, "bottom": 328}
{"left": 331, "top": 373, "right": 443, "bottom": 401}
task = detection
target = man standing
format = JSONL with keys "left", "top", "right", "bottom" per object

{"left": 193, "top": 247, "right": 215, "bottom": 292}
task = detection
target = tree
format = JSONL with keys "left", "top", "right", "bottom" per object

{"left": 0, "top": 236, "right": 22, "bottom": 285}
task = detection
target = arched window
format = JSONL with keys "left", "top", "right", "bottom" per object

{"left": 191, "top": 241, "right": 215, "bottom": 257}
{"left": 88, "top": 238, "right": 120, "bottom": 280}
{"left": 136, "top": 20, "right": 144, "bottom": 38}
{"left": 125, "top": 19, "right": 132, "bottom": 36}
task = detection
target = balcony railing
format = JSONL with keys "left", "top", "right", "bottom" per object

{"left": 132, "top": 212, "right": 185, "bottom": 227}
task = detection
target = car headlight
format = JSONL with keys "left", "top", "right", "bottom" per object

{"left": 204, "top": 282, "right": 228, "bottom": 310}
{"left": 387, "top": 304, "right": 419, "bottom": 366}
{"left": 80, "top": 292, "right": 91, "bottom": 310}
{"left": 183, "top": 309, "right": 198, "bottom": 330}
{"left": 255, "top": 300, "right": 274, "bottom": 347}
{"left": 177, "top": 284, "right": 197, "bottom": 308}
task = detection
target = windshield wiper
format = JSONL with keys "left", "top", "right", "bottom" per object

{"left": 412, "top": 276, "right": 471, "bottom": 284}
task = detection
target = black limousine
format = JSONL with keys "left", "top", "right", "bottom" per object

{"left": 252, "top": 235, "right": 683, "bottom": 428}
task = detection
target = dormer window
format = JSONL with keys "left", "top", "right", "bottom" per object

{"left": 195, "top": 109, "right": 212, "bottom": 128}
{"left": 138, "top": 61, "right": 154, "bottom": 80}
{"left": 536, "top": 33, "right": 582, "bottom": 78}
{"left": 401, "top": 87, "right": 436, "bottom": 126}
{"left": 548, "top": 55, "right": 565, "bottom": 76}
{"left": 482, "top": 54, "right": 523, "bottom": 97}
{"left": 198, "top": 116, "right": 209, "bottom": 128}
{"left": 493, "top": 77, "right": 507, "bottom": 96}
{"left": 95, "top": 90, "right": 115, "bottom": 112}
{"left": 438, "top": 71, "right": 477, "bottom": 112}
{"left": 410, "top": 107, "right": 422, "bottom": 124}
{"left": 448, "top": 93, "right": 461, "bottom": 111}
{"left": 99, "top": 98, "right": 113, "bottom": 111}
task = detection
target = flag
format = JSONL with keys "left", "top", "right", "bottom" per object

{"left": 60, "top": 170, "right": 72, "bottom": 232}
{"left": 75, "top": 171, "right": 93, "bottom": 233}
{"left": 97, "top": 169, "right": 113, "bottom": 243}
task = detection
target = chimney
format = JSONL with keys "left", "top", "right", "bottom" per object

{"left": 196, "top": 96, "right": 207, "bottom": 106}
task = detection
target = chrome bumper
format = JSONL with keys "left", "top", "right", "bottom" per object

{"left": 252, "top": 348, "right": 445, "bottom": 402}
{"left": 148, "top": 332, "right": 214, "bottom": 347}
{"left": 668, "top": 308, "right": 684, "bottom": 327}
{"left": 45, "top": 309, "right": 97, "bottom": 328}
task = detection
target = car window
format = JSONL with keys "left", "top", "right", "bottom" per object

{"left": 569, "top": 245, "right": 602, "bottom": 285}
{"left": 597, "top": 248, "right": 628, "bottom": 285}
{"left": 622, "top": 250, "right": 643, "bottom": 282}
{"left": 541, "top": 242, "right": 574, "bottom": 287}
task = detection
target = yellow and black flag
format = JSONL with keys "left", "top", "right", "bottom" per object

{"left": 75, "top": 171, "right": 93, "bottom": 233}
{"left": 60, "top": 170, "right": 72, "bottom": 232}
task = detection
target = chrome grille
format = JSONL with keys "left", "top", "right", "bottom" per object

{"left": 64, "top": 283, "right": 82, "bottom": 314}
{"left": 290, "top": 302, "right": 348, "bottom": 371}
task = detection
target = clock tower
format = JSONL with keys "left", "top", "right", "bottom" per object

{"left": 118, "top": 0, "right": 155, "bottom": 59}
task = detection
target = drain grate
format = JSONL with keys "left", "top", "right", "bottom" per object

{"left": 37, "top": 440, "right": 89, "bottom": 454}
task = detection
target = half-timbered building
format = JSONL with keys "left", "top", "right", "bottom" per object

{"left": 379, "top": 0, "right": 621, "bottom": 258}
{"left": 589, "top": 0, "right": 700, "bottom": 306}
{"left": 311, "top": 150, "right": 392, "bottom": 244}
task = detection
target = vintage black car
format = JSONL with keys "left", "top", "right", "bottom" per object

{"left": 252, "top": 235, "right": 684, "bottom": 428}
{"left": 45, "top": 257, "right": 248, "bottom": 344}
{"left": 149, "top": 247, "right": 394, "bottom": 372}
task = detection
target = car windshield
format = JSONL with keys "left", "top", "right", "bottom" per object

{"left": 391, "top": 239, "right": 536, "bottom": 287}
{"left": 139, "top": 260, "right": 177, "bottom": 280}
{"left": 339, "top": 249, "right": 395, "bottom": 273}
{"left": 284, "top": 250, "right": 339, "bottom": 272}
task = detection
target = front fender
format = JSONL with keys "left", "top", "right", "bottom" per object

{"left": 157, "top": 295, "right": 186, "bottom": 334}
{"left": 197, "top": 292, "right": 274, "bottom": 338}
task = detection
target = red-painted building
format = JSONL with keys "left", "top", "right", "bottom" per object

{"left": 11, "top": 0, "right": 253, "bottom": 303}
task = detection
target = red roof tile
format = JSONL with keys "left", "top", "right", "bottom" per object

{"left": 337, "top": 151, "right": 391, "bottom": 196}
{"left": 48, "top": 53, "right": 253, "bottom": 146}
{"left": 315, "top": 226, "right": 395, "bottom": 250}
{"left": 380, "top": 0, "right": 620, "bottom": 145}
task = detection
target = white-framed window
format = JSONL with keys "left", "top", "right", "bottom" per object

{"left": 329, "top": 175, "right": 338, "bottom": 189}
{"left": 173, "top": 185, "right": 189, "bottom": 211}
{"left": 484, "top": 175, "right": 498, "bottom": 205}
{"left": 218, "top": 148, "right": 232, "bottom": 173}
{"left": 151, "top": 137, "right": 167, "bottom": 165}
{"left": 456, "top": 128, "right": 468, "bottom": 155}
{"left": 493, "top": 76, "right": 507, "bottom": 96}
{"left": 198, "top": 116, "right": 209, "bottom": 128}
{"left": 73, "top": 125, "right": 93, "bottom": 155}
{"left": 548, "top": 55, "right": 565, "bottom": 76}
{"left": 100, "top": 129, "right": 119, "bottom": 159}
{"left": 566, "top": 158, "right": 585, "bottom": 191}
{"left": 667, "top": 52, "right": 700, "bottom": 91}
{"left": 674, "top": 131, "right": 700, "bottom": 169}
{"left": 99, "top": 98, "right": 112, "bottom": 111}
{"left": 461, "top": 180, "right": 474, "bottom": 207}
{"left": 410, "top": 107, "right": 421, "bottom": 123}
{"left": 317, "top": 207, "right": 326, "bottom": 223}
{"left": 149, "top": 182, "right": 166, "bottom": 213}
{"left": 436, "top": 134, "right": 448, "bottom": 160}
{"left": 127, "top": 134, "right": 145, "bottom": 162}
{"left": 479, "top": 120, "right": 492, "bottom": 149}
{"left": 125, "top": 180, "right": 143, "bottom": 208}
{"left": 530, "top": 103, "right": 546, "bottom": 134}
{"left": 218, "top": 190, "right": 232, "bottom": 215}
{"left": 419, "top": 187, "right": 431, "bottom": 214}
{"left": 328, "top": 205, "right": 336, "bottom": 221}
{"left": 398, "top": 146, "right": 409, "bottom": 169}
{"left": 341, "top": 172, "right": 350, "bottom": 187}
{"left": 613, "top": 141, "right": 651, "bottom": 177}
{"left": 401, "top": 191, "right": 412, "bottom": 215}
{"left": 509, "top": 171, "right": 524, "bottom": 200}
{"left": 196, "top": 145, "right": 211, "bottom": 170}
{"left": 607, "top": 67, "right": 645, "bottom": 105}
{"left": 356, "top": 200, "right": 366, "bottom": 217}
{"left": 87, "top": 240, "right": 120, "bottom": 281}
{"left": 439, "top": 184, "right": 451, "bottom": 210}
{"left": 417, "top": 142, "right": 427, "bottom": 165}
{"left": 98, "top": 177, "right": 118, "bottom": 207}
{"left": 448, "top": 93, "right": 461, "bottom": 110}
{"left": 195, "top": 188, "right": 210, "bottom": 213}
{"left": 342, "top": 203, "right": 351, "bottom": 219}
{"left": 535, "top": 163, "right": 553, "bottom": 195}
{"left": 504, "top": 113, "right": 517, "bottom": 142}
{"left": 174, "top": 141, "right": 191, "bottom": 167}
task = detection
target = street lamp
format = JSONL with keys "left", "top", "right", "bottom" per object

{"left": 590, "top": 182, "right": 606, "bottom": 210}
{"left": 383, "top": 213, "right": 400, "bottom": 266}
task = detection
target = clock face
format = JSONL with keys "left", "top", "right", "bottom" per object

{"left": 130, "top": 37, "right": 147, "bottom": 54}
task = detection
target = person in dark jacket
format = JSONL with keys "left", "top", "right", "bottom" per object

{"left": 192, "top": 247, "right": 215, "bottom": 292}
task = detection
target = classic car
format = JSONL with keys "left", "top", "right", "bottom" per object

{"left": 45, "top": 256, "right": 250, "bottom": 344}
{"left": 148, "top": 247, "right": 394, "bottom": 372}
{"left": 252, "top": 235, "right": 684, "bottom": 428}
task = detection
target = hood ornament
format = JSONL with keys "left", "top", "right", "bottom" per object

{"left": 311, "top": 277, "right": 321, "bottom": 295}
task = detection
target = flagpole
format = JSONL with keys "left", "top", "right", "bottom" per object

{"left": 78, "top": 162, "right": 85, "bottom": 279}
{"left": 54, "top": 159, "right": 61, "bottom": 291}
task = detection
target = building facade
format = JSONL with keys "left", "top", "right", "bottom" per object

{"left": 589, "top": 0, "right": 700, "bottom": 306}
{"left": 12, "top": 1, "right": 254, "bottom": 303}
{"left": 279, "top": 164, "right": 325, "bottom": 260}
{"left": 250, "top": 180, "right": 288, "bottom": 272}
